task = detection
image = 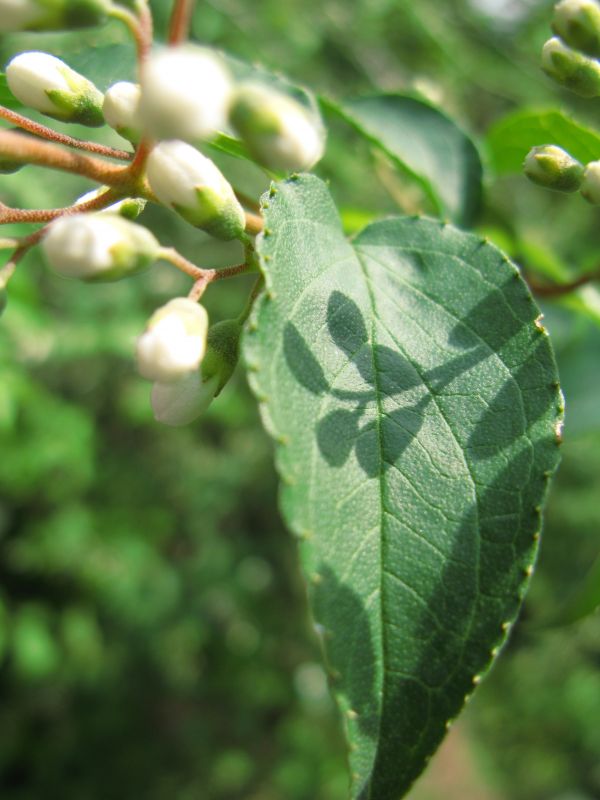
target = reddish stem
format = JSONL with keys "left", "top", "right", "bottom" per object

{"left": 527, "top": 270, "right": 600, "bottom": 298}
{"left": 0, "top": 106, "right": 132, "bottom": 161}
{"left": 0, "top": 189, "right": 123, "bottom": 224}
{"left": 168, "top": 0, "right": 196, "bottom": 45}
{"left": 0, "top": 129, "right": 133, "bottom": 187}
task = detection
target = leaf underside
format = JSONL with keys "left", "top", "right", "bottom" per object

{"left": 243, "top": 175, "right": 562, "bottom": 799}
{"left": 323, "top": 94, "right": 483, "bottom": 227}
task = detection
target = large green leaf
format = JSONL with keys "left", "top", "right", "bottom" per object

{"left": 243, "top": 175, "right": 562, "bottom": 798}
{"left": 486, "top": 108, "right": 600, "bottom": 175}
{"left": 323, "top": 94, "right": 483, "bottom": 227}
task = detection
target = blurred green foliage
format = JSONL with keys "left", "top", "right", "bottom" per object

{"left": 0, "top": 0, "right": 599, "bottom": 798}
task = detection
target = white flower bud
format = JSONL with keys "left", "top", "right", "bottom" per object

{"left": 42, "top": 213, "right": 159, "bottom": 281}
{"left": 75, "top": 187, "right": 147, "bottom": 220}
{"left": 103, "top": 81, "right": 142, "bottom": 143}
{"left": 139, "top": 46, "right": 232, "bottom": 143}
{"left": 580, "top": 159, "right": 600, "bottom": 202}
{"left": 229, "top": 83, "right": 325, "bottom": 172}
{"left": 6, "top": 51, "right": 104, "bottom": 126}
{"left": 151, "top": 371, "right": 219, "bottom": 427}
{"left": 136, "top": 298, "right": 209, "bottom": 383}
{"left": 146, "top": 140, "right": 245, "bottom": 240}
{"left": 0, "top": 0, "right": 110, "bottom": 32}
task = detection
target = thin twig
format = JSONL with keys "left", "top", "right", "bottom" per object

{"left": 168, "top": 0, "right": 196, "bottom": 45}
{"left": 0, "top": 106, "right": 132, "bottom": 161}
{"left": 0, "top": 189, "right": 124, "bottom": 224}
{"left": 526, "top": 270, "right": 600, "bottom": 298}
{"left": 110, "top": 4, "right": 154, "bottom": 65}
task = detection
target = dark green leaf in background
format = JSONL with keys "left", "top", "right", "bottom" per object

{"left": 323, "top": 94, "right": 483, "bottom": 227}
{"left": 243, "top": 175, "right": 562, "bottom": 798}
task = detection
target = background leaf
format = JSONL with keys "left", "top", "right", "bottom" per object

{"left": 323, "top": 94, "right": 483, "bottom": 227}
{"left": 0, "top": 72, "right": 21, "bottom": 110}
{"left": 243, "top": 174, "right": 562, "bottom": 798}
{"left": 486, "top": 109, "right": 600, "bottom": 175}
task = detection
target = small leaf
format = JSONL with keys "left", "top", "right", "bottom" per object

{"left": 486, "top": 108, "right": 600, "bottom": 175}
{"left": 0, "top": 73, "right": 22, "bottom": 110}
{"left": 243, "top": 175, "right": 562, "bottom": 798}
{"left": 323, "top": 94, "right": 483, "bottom": 226}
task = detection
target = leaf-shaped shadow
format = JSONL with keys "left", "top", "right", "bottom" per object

{"left": 317, "top": 409, "right": 363, "bottom": 467}
{"left": 284, "top": 322, "right": 330, "bottom": 395}
{"left": 314, "top": 565, "right": 379, "bottom": 740}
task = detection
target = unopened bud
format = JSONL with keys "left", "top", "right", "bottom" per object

{"left": 75, "top": 187, "right": 146, "bottom": 220}
{"left": 0, "top": 0, "right": 110, "bottom": 32}
{"left": 103, "top": 81, "right": 142, "bottom": 143}
{"left": 229, "top": 83, "right": 325, "bottom": 172}
{"left": 136, "top": 298, "right": 209, "bottom": 383}
{"left": 580, "top": 159, "right": 600, "bottom": 202}
{"left": 552, "top": 0, "right": 600, "bottom": 56}
{"left": 42, "top": 213, "right": 159, "bottom": 281}
{"left": 541, "top": 36, "right": 600, "bottom": 96}
{"left": 6, "top": 51, "right": 104, "bottom": 126}
{"left": 139, "top": 46, "right": 232, "bottom": 143}
{"left": 201, "top": 318, "right": 242, "bottom": 394}
{"left": 523, "top": 145, "right": 584, "bottom": 191}
{"left": 146, "top": 140, "right": 245, "bottom": 240}
{"left": 151, "top": 371, "right": 219, "bottom": 427}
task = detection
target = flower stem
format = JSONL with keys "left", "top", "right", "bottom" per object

{"left": 0, "top": 130, "right": 140, "bottom": 190}
{"left": 168, "top": 0, "right": 197, "bottom": 45}
{"left": 0, "top": 189, "right": 124, "bottom": 225}
{"left": 0, "top": 106, "right": 132, "bottom": 161}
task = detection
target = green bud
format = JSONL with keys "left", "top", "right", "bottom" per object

{"left": 75, "top": 187, "right": 146, "bottom": 220}
{"left": 580, "top": 159, "right": 600, "bottom": 202}
{"left": 201, "top": 318, "right": 242, "bottom": 394}
{"left": 523, "top": 145, "right": 584, "bottom": 191}
{"left": 541, "top": 36, "right": 600, "bottom": 96}
{"left": 552, "top": 0, "right": 600, "bottom": 57}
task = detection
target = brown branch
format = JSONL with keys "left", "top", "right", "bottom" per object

{"left": 168, "top": 0, "right": 196, "bottom": 45}
{"left": 526, "top": 269, "right": 600, "bottom": 298}
{"left": 0, "top": 106, "right": 132, "bottom": 161}
{"left": 0, "top": 129, "right": 134, "bottom": 188}
{"left": 0, "top": 189, "right": 123, "bottom": 224}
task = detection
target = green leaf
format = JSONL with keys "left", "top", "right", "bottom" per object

{"left": 323, "top": 94, "right": 483, "bottom": 227}
{"left": 243, "top": 175, "right": 562, "bottom": 798}
{"left": 486, "top": 109, "right": 600, "bottom": 175}
{"left": 0, "top": 72, "right": 22, "bottom": 110}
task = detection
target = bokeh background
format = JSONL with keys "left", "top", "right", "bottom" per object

{"left": 1, "top": 0, "right": 600, "bottom": 798}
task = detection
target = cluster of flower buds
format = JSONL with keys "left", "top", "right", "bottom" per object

{"left": 542, "top": 0, "right": 600, "bottom": 96}
{"left": 523, "top": 143, "right": 600, "bottom": 205}
{"left": 1, "top": 1, "right": 326, "bottom": 425}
